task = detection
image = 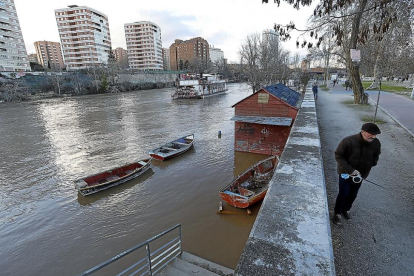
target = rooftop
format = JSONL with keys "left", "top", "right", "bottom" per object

{"left": 264, "top": 83, "right": 302, "bottom": 108}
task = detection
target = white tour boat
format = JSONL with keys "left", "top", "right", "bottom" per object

{"left": 171, "top": 74, "right": 228, "bottom": 99}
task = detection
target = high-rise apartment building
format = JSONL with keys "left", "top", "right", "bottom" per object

{"left": 28, "top": 53, "right": 38, "bottom": 63}
{"left": 169, "top": 37, "right": 209, "bottom": 70}
{"left": 209, "top": 46, "right": 224, "bottom": 63}
{"left": 55, "top": 5, "right": 111, "bottom": 70}
{"left": 162, "top": 48, "right": 170, "bottom": 70}
{"left": 0, "top": 0, "right": 30, "bottom": 71}
{"left": 124, "top": 21, "right": 163, "bottom": 70}
{"left": 112, "top": 47, "right": 128, "bottom": 68}
{"left": 34, "top": 41, "right": 65, "bottom": 70}
{"left": 263, "top": 29, "right": 279, "bottom": 46}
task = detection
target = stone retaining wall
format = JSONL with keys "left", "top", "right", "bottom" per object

{"left": 235, "top": 91, "right": 335, "bottom": 276}
{"left": 118, "top": 73, "right": 176, "bottom": 84}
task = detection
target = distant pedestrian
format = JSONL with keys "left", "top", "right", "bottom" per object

{"left": 345, "top": 80, "right": 350, "bottom": 90}
{"left": 333, "top": 79, "right": 336, "bottom": 87}
{"left": 312, "top": 83, "right": 318, "bottom": 100}
{"left": 333, "top": 123, "right": 381, "bottom": 224}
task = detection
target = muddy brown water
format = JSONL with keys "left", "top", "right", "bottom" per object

{"left": 0, "top": 83, "right": 269, "bottom": 276}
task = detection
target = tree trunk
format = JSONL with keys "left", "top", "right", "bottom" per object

{"left": 367, "top": 59, "right": 381, "bottom": 90}
{"left": 57, "top": 76, "right": 61, "bottom": 96}
{"left": 348, "top": 62, "right": 365, "bottom": 103}
{"left": 349, "top": 0, "right": 368, "bottom": 104}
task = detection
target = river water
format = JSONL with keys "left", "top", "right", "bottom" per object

{"left": 0, "top": 83, "right": 269, "bottom": 276}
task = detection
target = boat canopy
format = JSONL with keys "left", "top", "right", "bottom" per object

{"left": 230, "top": 116, "right": 292, "bottom": 126}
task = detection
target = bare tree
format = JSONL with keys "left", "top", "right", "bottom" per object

{"left": 239, "top": 32, "right": 291, "bottom": 92}
{"left": 362, "top": 1, "right": 414, "bottom": 88}
{"left": 239, "top": 33, "right": 262, "bottom": 92}
{"left": 51, "top": 72, "right": 63, "bottom": 95}
{"left": 192, "top": 57, "right": 209, "bottom": 76}
{"left": 212, "top": 58, "right": 226, "bottom": 75}
{"left": 263, "top": 0, "right": 414, "bottom": 103}
{"left": 0, "top": 79, "right": 29, "bottom": 102}
{"left": 69, "top": 71, "right": 90, "bottom": 95}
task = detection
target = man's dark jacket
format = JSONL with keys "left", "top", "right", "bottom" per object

{"left": 335, "top": 133, "right": 381, "bottom": 178}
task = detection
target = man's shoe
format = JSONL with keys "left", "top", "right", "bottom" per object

{"left": 333, "top": 214, "right": 341, "bottom": 224}
{"left": 342, "top": 211, "right": 351, "bottom": 220}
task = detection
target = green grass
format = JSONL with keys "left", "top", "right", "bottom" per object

{"left": 342, "top": 100, "right": 355, "bottom": 105}
{"left": 361, "top": 81, "right": 410, "bottom": 93}
{"left": 361, "top": 116, "right": 386, "bottom": 124}
{"left": 342, "top": 100, "right": 370, "bottom": 110}
{"left": 319, "top": 84, "right": 329, "bottom": 91}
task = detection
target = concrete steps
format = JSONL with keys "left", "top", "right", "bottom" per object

{"left": 155, "top": 252, "right": 234, "bottom": 276}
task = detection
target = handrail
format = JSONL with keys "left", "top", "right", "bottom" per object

{"left": 77, "top": 224, "right": 182, "bottom": 276}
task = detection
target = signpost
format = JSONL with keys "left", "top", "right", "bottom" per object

{"left": 373, "top": 80, "right": 381, "bottom": 123}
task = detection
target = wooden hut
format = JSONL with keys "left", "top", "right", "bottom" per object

{"left": 231, "top": 83, "right": 302, "bottom": 156}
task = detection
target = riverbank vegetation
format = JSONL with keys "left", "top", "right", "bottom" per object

{"left": 239, "top": 32, "right": 309, "bottom": 93}
{"left": 0, "top": 70, "right": 176, "bottom": 102}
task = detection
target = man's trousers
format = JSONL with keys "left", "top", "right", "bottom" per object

{"left": 334, "top": 176, "right": 362, "bottom": 215}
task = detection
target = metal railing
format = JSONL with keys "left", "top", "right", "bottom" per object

{"left": 77, "top": 224, "right": 182, "bottom": 276}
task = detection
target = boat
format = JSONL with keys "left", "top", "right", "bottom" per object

{"left": 74, "top": 158, "right": 152, "bottom": 196}
{"left": 149, "top": 134, "right": 194, "bottom": 161}
{"left": 171, "top": 74, "right": 228, "bottom": 99}
{"left": 219, "top": 155, "right": 279, "bottom": 208}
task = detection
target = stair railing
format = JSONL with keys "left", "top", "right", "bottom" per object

{"left": 77, "top": 224, "right": 182, "bottom": 276}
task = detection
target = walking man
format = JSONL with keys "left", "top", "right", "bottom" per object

{"left": 312, "top": 83, "right": 318, "bottom": 100}
{"left": 333, "top": 123, "right": 381, "bottom": 224}
{"left": 345, "top": 80, "right": 350, "bottom": 90}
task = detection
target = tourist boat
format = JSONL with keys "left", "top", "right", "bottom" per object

{"left": 149, "top": 134, "right": 194, "bottom": 161}
{"left": 219, "top": 156, "right": 279, "bottom": 208}
{"left": 171, "top": 74, "right": 228, "bottom": 99}
{"left": 74, "top": 158, "right": 152, "bottom": 196}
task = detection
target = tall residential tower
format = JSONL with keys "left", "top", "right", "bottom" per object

{"left": 112, "top": 47, "right": 129, "bottom": 68}
{"left": 124, "top": 21, "right": 163, "bottom": 70}
{"left": 162, "top": 48, "right": 170, "bottom": 70}
{"left": 169, "top": 37, "right": 209, "bottom": 70}
{"left": 54, "top": 5, "right": 111, "bottom": 70}
{"left": 34, "top": 41, "right": 65, "bottom": 70}
{"left": 0, "top": 0, "right": 30, "bottom": 71}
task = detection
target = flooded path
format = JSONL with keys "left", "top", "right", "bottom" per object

{"left": 0, "top": 83, "right": 269, "bottom": 276}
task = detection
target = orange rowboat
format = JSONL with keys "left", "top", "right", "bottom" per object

{"left": 219, "top": 156, "right": 279, "bottom": 208}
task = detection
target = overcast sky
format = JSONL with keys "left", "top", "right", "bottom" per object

{"left": 15, "top": 0, "right": 317, "bottom": 62}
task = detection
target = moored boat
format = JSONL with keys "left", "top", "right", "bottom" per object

{"left": 219, "top": 155, "right": 279, "bottom": 208}
{"left": 74, "top": 158, "right": 152, "bottom": 196}
{"left": 149, "top": 134, "right": 194, "bottom": 161}
{"left": 171, "top": 74, "right": 228, "bottom": 99}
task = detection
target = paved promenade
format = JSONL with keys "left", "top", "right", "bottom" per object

{"left": 317, "top": 86, "right": 414, "bottom": 275}
{"left": 328, "top": 83, "right": 414, "bottom": 136}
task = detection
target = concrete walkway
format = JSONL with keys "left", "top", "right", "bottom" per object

{"left": 328, "top": 83, "right": 414, "bottom": 136}
{"left": 317, "top": 87, "right": 414, "bottom": 275}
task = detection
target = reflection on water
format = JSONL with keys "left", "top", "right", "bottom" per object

{"left": 77, "top": 168, "right": 155, "bottom": 206}
{"left": 0, "top": 83, "right": 268, "bottom": 275}
{"left": 233, "top": 151, "right": 270, "bottom": 177}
